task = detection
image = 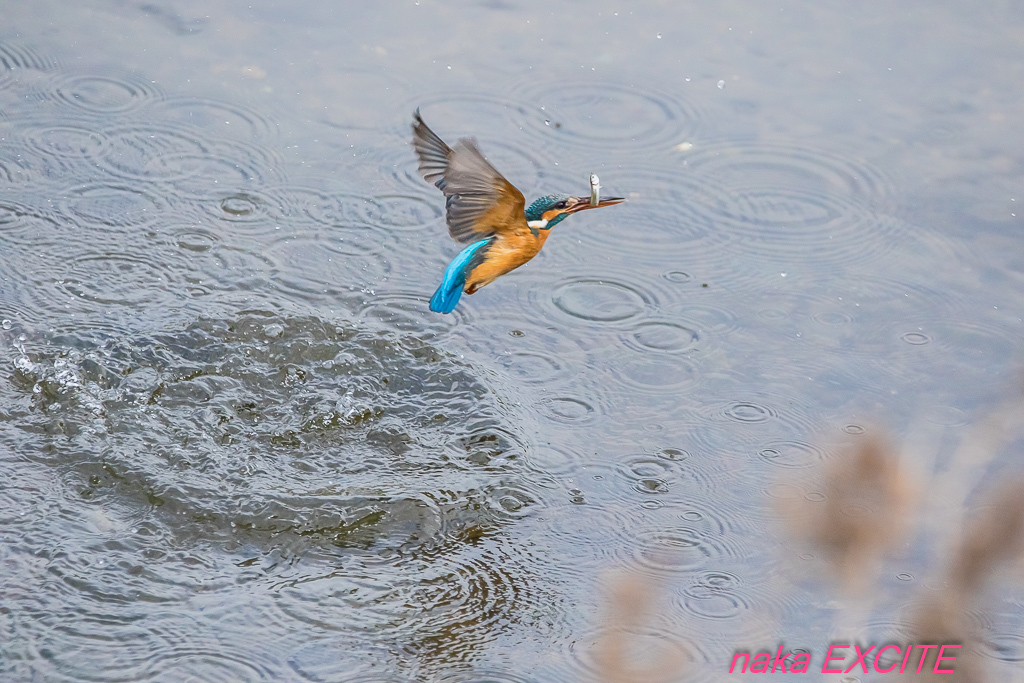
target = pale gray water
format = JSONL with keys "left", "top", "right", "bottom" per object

{"left": 1, "top": 1, "right": 1023, "bottom": 681}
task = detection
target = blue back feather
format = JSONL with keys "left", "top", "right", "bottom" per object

{"left": 429, "top": 239, "right": 491, "bottom": 313}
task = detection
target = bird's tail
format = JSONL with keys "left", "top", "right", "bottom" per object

{"left": 429, "top": 239, "right": 491, "bottom": 314}
{"left": 429, "top": 276, "right": 464, "bottom": 313}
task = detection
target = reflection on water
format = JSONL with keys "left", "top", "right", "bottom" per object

{"left": 1, "top": 1, "right": 1024, "bottom": 680}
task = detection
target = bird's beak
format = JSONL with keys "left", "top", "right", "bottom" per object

{"left": 567, "top": 196, "right": 626, "bottom": 213}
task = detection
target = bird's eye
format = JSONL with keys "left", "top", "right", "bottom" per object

{"left": 556, "top": 201, "right": 567, "bottom": 209}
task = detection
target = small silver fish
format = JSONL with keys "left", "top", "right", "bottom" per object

{"left": 589, "top": 173, "right": 600, "bottom": 207}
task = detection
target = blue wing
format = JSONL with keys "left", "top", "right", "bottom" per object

{"left": 429, "top": 238, "right": 491, "bottom": 313}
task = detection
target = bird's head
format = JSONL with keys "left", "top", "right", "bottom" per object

{"left": 525, "top": 193, "right": 625, "bottom": 230}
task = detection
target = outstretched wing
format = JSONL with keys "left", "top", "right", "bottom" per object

{"left": 412, "top": 110, "right": 527, "bottom": 244}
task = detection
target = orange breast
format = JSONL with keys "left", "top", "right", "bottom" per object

{"left": 464, "top": 229, "right": 551, "bottom": 294}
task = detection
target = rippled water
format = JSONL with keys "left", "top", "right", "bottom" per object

{"left": 2, "top": 1, "right": 1024, "bottom": 681}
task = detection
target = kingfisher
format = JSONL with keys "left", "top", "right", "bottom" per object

{"left": 412, "top": 110, "right": 624, "bottom": 313}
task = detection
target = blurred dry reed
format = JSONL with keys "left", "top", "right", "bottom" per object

{"left": 780, "top": 403, "right": 1024, "bottom": 682}
{"left": 908, "top": 478, "right": 1024, "bottom": 683}
{"left": 589, "top": 389, "right": 1024, "bottom": 682}
{"left": 593, "top": 572, "right": 685, "bottom": 683}
{"left": 783, "top": 431, "right": 915, "bottom": 594}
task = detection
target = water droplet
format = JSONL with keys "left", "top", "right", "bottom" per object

{"left": 630, "top": 322, "right": 699, "bottom": 353}
{"left": 658, "top": 448, "right": 689, "bottom": 461}
{"left": 540, "top": 397, "right": 594, "bottom": 422}
{"left": 635, "top": 478, "right": 670, "bottom": 495}
{"left": 220, "top": 193, "right": 258, "bottom": 216}
{"left": 1, "top": 319, "right": 11, "bottom": 330}
{"left": 552, "top": 278, "right": 649, "bottom": 322}
{"left": 901, "top": 331, "right": 930, "bottom": 345}
{"left": 724, "top": 402, "right": 775, "bottom": 423}
{"left": 717, "top": 80, "right": 725, "bottom": 89}
{"left": 656, "top": 33, "right": 662, "bottom": 39}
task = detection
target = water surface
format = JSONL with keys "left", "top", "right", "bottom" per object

{"left": 2, "top": 1, "right": 1023, "bottom": 681}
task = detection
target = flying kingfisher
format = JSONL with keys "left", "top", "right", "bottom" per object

{"left": 412, "top": 110, "right": 624, "bottom": 313}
